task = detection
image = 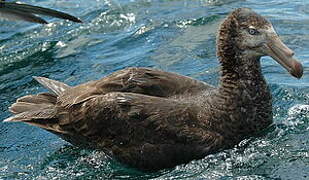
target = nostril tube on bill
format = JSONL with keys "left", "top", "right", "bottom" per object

{"left": 289, "top": 51, "right": 295, "bottom": 57}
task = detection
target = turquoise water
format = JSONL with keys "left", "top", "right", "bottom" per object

{"left": 0, "top": 0, "right": 308, "bottom": 179}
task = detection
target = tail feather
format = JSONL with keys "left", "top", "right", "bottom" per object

{"left": 6, "top": 76, "right": 68, "bottom": 119}
{"left": 6, "top": 92, "right": 57, "bottom": 121}
{"left": 4, "top": 107, "right": 56, "bottom": 122}
{"left": 3, "top": 107, "right": 66, "bottom": 134}
{"left": 9, "top": 102, "right": 49, "bottom": 114}
{"left": 4, "top": 93, "right": 66, "bottom": 134}
{"left": 4, "top": 77, "right": 71, "bottom": 135}
{"left": 16, "top": 93, "right": 57, "bottom": 104}
{"left": 33, "top": 76, "right": 71, "bottom": 96}
{"left": 10, "top": 93, "right": 57, "bottom": 114}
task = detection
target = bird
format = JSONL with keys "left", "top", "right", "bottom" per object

{"left": 0, "top": 0, "right": 81, "bottom": 24}
{"left": 3, "top": 8, "right": 303, "bottom": 171}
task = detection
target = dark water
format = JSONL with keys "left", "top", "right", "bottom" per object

{"left": 0, "top": 0, "right": 308, "bottom": 179}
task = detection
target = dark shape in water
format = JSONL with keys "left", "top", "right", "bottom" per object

{"left": 0, "top": 0, "right": 81, "bottom": 24}
{"left": 4, "top": 8, "right": 303, "bottom": 171}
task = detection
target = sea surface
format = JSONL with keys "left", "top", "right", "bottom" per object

{"left": 0, "top": 0, "right": 308, "bottom": 179}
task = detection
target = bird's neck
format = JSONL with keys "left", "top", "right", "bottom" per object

{"left": 217, "top": 51, "right": 271, "bottom": 106}
{"left": 209, "top": 50, "right": 273, "bottom": 143}
{"left": 219, "top": 52, "right": 265, "bottom": 86}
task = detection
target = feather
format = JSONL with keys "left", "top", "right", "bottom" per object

{"left": 0, "top": 1, "right": 82, "bottom": 23}
{"left": 33, "top": 76, "right": 71, "bottom": 96}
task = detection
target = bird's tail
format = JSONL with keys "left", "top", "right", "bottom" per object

{"left": 3, "top": 77, "right": 71, "bottom": 134}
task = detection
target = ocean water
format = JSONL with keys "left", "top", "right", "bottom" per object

{"left": 0, "top": 0, "right": 308, "bottom": 179}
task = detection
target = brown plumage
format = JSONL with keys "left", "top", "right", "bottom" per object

{"left": 4, "top": 8, "right": 303, "bottom": 171}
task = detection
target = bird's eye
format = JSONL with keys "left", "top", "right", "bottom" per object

{"left": 248, "top": 28, "right": 259, "bottom": 35}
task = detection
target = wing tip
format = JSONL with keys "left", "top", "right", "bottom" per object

{"left": 3, "top": 116, "right": 16, "bottom": 123}
{"left": 32, "top": 76, "right": 38, "bottom": 79}
{"left": 1, "top": 1, "right": 82, "bottom": 24}
{"left": 33, "top": 76, "right": 48, "bottom": 82}
{"left": 70, "top": 17, "right": 83, "bottom": 23}
{"left": 32, "top": 76, "right": 44, "bottom": 83}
